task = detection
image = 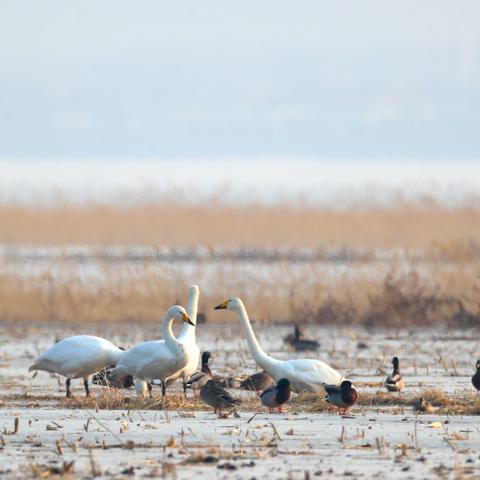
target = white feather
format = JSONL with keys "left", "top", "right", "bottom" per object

{"left": 29, "top": 335, "right": 123, "bottom": 380}
{"left": 111, "top": 305, "right": 192, "bottom": 386}
{"left": 217, "top": 298, "right": 344, "bottom": 393}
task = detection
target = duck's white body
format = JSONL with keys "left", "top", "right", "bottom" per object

{"left": 29, "top": 335, "right": 123, "bottom": 380}
{"left": 215, "top": 298, "right": 344, "bottom": 393}
{"left": 133, "top": 286, "right": 201, "bottom": 397}
{"left": 111, "top": 305, "right": 193, "bottom": 392}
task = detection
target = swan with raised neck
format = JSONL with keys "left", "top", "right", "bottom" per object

{"left": 134, "top": 286, "right": 200, "bottom": 397}
{"left": 111, "top": 305, "right": 193, "bottom": 396}
{"left": 215, "top": 297, "right": 345, "bottom": 393}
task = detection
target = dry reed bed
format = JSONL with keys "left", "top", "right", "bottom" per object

{"left": 1, "top": 200, "right": 480, "bottom": 252}
{"left": 1, "top": 260, "right": 479, "bottom": 326}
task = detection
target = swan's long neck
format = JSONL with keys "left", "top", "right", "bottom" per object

{"left": 179, "top": 286, "right": 199, "bottom": 342}
{"left": 162, "top": 309, "right": 184, "bottom": 354}
{"left": 234, "top": 302, "right": 277, "bottom": 370}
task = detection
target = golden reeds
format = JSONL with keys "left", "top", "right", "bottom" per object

{"left": 0, "top": 261, "right": 478, "bottom": 326}
{"left": 0, "top": 200, "right": 480, "bottom": 251}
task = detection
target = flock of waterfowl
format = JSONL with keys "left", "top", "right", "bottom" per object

{"left": 29, "top": 285, "right": 480, "bottom": 416}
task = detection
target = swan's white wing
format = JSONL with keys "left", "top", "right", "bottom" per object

{"left": 280, "top": 359, "right": 344, "bottom": 392}
{"left": 139, "top": 352, "right": 187, "bottom": 381}
{"left": 176, "top": 341, "right": 200, "bottom": 379}
{"left": 32, "top": 336, "right": 119, "bottom": 378}
{"left": 113, "top": 341, "right": 186, "bottom": 381}
{"left": 114, "top": 341, "right": 163, "bottom": 374}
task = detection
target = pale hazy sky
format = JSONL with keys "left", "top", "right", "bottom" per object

{"left": 1, "top": 1, "right": 480, "bottom": 161}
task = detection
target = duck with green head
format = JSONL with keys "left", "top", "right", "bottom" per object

{"left": 260, "top": 378, "right": 291, "bottom": 413}
{"left": 324, "top": 380, "right": 359, "bottom": 415}
{"left": 384, "top": 357, "right": 405, "bottom": 395}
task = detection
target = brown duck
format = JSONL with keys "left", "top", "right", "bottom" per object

{"left": 200, "top": 380, "right": 240, "bottom": 413}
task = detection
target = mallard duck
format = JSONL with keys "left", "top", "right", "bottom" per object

{"left": 29, "top": 336, "right": 125, "bottom": 397}
{"left": 291, "top": 325, "right": 320, "bottom": 352}
{"left": 215, "top": 298, "right": 345, "bottom": 392}
{"left": 92, "top": 368, "right": 135, "bottom": 389}
{"left": 240, "top": 372, "right": 273, "bottom": 394}
{"left": 324, "top": 380, "right": 359, "bottom": 414}
{"left": 472, "top": 359, "right": 480, "bottom": 393}
{"left": 283, "top": 324, "right": 303, "bottom": 345}
{"left": 186, "top": 351, "right": 213, "bottom": 395}
{"left": 384, "top": 357, "right": 405, "bottom": 394}
{"left": 92, "top": 346, "right": 134, "bottom": 389}
{"left": 200, "top": 380, "right": 240, "bottom": 413}
{"left": 260, "top": 378, "right": 291, "bottom": 413}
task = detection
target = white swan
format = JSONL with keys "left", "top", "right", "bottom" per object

{"left": 215, "top": 298, "right": 345, "bottom": 393}
{"left": 134, "top": 285, "right": 201, "bottom": 398}
{"left": 29, "top": 335, "right": 124, "bottom": 397}
{"left": 166, "top": 285, "right": 201, "bottom": 392}
{"left": 111, "top": 305, "right": 194, "bottom": 398}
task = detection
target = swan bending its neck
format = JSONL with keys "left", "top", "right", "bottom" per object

{"left": 215, "top": 298, "right": 277, "bottom": 371}
{"left": 162, "top": 305, "right": 195, "bottom": 354}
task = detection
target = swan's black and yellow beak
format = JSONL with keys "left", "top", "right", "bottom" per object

{"left": 182, "top": 312, "right": 195, "bottom": 326}
{"left": 214, "top": 300, "right": 229, "bottom": 310}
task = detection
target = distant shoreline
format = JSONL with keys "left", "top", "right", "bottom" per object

{"left": 0, "top": 159, "right": 479, "bottom": 206}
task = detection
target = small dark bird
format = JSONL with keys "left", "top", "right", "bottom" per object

{"left": 186, "top": 351, "right": 213, "bottom": 395}
{"left": 472, "top": 359, "right": 480, "bottom": 393}
{"left": 240, "top": 372, "right": 274, "bottom": 394}
{"left": 291, "top": 324, "right": 320, "bottom": 352}
{"left": 414, "top": 397, "right": 437, "bottom": 413}
{"left": 91, "top": 345, "right": 134, "bottom": 389}
{"left": 260, "top": 378, "right": 291, "bottom": 413}
{"left": 283, "top": 325, "right": 304, "bottom": 345}
{"left": 200, "top": 380, "right": 240, "bottom": 413}
{"left": 92, "top": 368, "right": 135, "bottom": 389}
{"left": 384, "top": 357, "right": 405, "bottom": 394}
{"left": 324, "top": 380, "right": 359, "bottom": 414}
{"left": 200, "top": 351, "right": 212, "bottom": 376}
